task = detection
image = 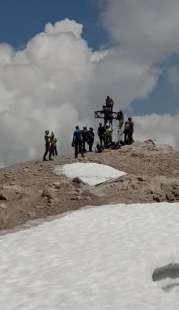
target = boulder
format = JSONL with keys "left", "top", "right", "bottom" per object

{"left": 0, "top": 192, "right": 7, "bottom": 200}
{"left": 72, "top": 177, "right": 85, "bottom": 185}
{"left": 41, "top": 189, "right": 54, "bottom": 200}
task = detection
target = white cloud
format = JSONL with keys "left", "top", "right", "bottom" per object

{"left": 0, "top": 18, "right": 161, "bottom": 166}
{"left": 0, "top": 0, "right": 179, "bottom": 166}
{"left": 92, "top": 48, "right": 160, "bottom": 109}
{"left": 100, "top": 0, "right": 179, "bottom": 148}
{"left": 0, "top": 20, "right": 97, "bottom": 165}
{"left": 134, "top": 114, "right": 179, "bottom": 149}
{"left": 101, "top": 0, "right": 179, "bottom": 65}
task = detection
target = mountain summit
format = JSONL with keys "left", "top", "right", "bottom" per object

{"left": 0, "top": 142, "right": 179, "bottom": 231}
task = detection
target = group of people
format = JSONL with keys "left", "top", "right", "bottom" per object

{"left": 72, "top": 126, "right": 95, "bottom": 158}
{"left": 71, "top": 115, "right": 134, "bottom": 158}
{"left": 43, "top": 130, "right": 58, "bottom": 161}
{"left": 97, "top": 122, "right": 113, "bottom": 148}
{"left": 43, "top": 116, "right": 134, "bottom": 160}
{"left": 97, "top": 115, "right": 134, "bottom": 148}
{"left": 42, "top": 94, "right": 134, "bottom": 160}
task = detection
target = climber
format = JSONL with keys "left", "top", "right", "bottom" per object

{"left": 104, "top": 123, "right": 113, "bottom": 148}
{"left": 128, "top": 117, "right": 134, "bottom": 144}
{"left": 105, "top": 96, "right": 114, "bottom": 112}
{"left": 97, "top": 122, "right": 105, "bottom": 147}
{"left": 43, "top": 130, "right": 51, "bottom": 161}
{"left": 50, "top": 132, "right": 58, "bottom": 157}
{"left": 53, "top": 138, "right": 58, "bottom": 156}
{"left": 124, "top": 117, "right": 134, "bottom": 145}
{"left": 72, "top": 126, "right": 84, "bottom": 159}
{"left": 117, "top": 110, "right": 124, "bottom": 143}
{"left": 81, "top": 126, "right": 88, "bottom": 153}
{"left": 88, "top": 127, "right": 95, "bottom": 152}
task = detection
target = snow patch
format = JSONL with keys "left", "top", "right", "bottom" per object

{"left": 54, "top": 162, "right": 126, "bottom": 186}
{"left": 0, "top": 203, "right": 179, "bottom": 309}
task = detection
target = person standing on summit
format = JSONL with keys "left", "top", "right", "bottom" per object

{"left": 72, "top": 126, "right": 84, "bottom": 159}
{"left": 98, "top": 123, "right": 105, "bottom": 147}
{"left": 105, "top": 96, "right": 115, "bottom": 125}
{"left": 88, "top": 127, "right": 95, "bottom": 152}
{"left": 117, "top": 110, "right": 124, "bottom": 143}
{"left": 81, "top": 126, "right": 88, "bottom": 153}
{"left": 50, "top": 131, "right": 58, "bottom": 158}
{"left": 124, "top": 117, "right": 134, "bottom": 144}
{"left": 43, "top": 130, "right": 51, "bottom": 161}
{"left": 105, "top": 96, "right": 114, "bottom": 112}
{"left": 128, "top": 117, "right": 134, "bottom": 144}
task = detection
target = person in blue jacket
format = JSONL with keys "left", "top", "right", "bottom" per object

{"left": 72, "top": 126, "right": 84, "bottom": 158}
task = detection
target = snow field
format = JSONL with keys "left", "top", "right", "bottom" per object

{"left": 54, "top": 162, "right": 127, "bottom": 185}
{"left": 0, "top": 203, "right": 179, "bottom": 309}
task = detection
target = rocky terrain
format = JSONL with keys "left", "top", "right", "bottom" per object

{"left": 0, "top": 142, "right": 179, "bottom": 232}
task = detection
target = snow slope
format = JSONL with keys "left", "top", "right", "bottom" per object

{"left": 0, "top": 203, "right": 179, "bottom": 309}
{"left": 54, "top": 162, "right": 126, "bottom": 185}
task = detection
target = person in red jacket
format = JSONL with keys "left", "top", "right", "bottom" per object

{"left": 128, "top": 117, "right": 134, "bottom": 144}
{"left": 124, "top": 117, "right": 134, "bottom": 144}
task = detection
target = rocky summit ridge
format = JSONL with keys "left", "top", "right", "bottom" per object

{"left": 0, "top": 142, "right": 179, "bottom": 232}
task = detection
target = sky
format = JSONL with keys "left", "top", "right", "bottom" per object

{"left": 0, "top": 0, "right": 179, "bottom": 165}
{"left": 0, "top": 0, "right": 109, "bottom": 50}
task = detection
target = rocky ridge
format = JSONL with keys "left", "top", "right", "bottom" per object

{"left": 0, "top": 142, "right": 179, "bottom": 231}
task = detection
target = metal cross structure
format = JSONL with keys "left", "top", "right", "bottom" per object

{"left": 94, "top": 104, "right": 118, "bottom": 126}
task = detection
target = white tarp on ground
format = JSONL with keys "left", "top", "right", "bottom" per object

{"left": 54, "top": 162, "right": 126, "bottom": 185}
{"left": 0, "top": 202, "right": 179, "bottom": 309}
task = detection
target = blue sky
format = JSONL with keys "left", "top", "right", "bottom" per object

{"left": 0, "top": 0, "right": 109, "bottom": 50}
{"left": 0, "top": 0, "right": 178, "bottom": 164}
{"left": 0, "top": 0, "right": 178, "bottom": 116}
{"left": 132, "top": 54, "right": 179, "bottom": 116}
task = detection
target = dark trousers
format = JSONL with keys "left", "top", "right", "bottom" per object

{"left": 43, "top": 144, "right": 51, "bottom": 160}
{"left": 82, "top": 140, "right": 87, "bottom": 152}
{"left": 99, "top": 135, "right": 104, "bottom": 147}
{"left": 128, "top": 130, "right": 134, "bottom": 144}
{"left": 88, "top": 141, "right": 94, "bottom": 152}
{"left": 124, "top": 130, "right": 129, "bottom": 144}
{"left": 124, "top": 130, "right": 133, "bottom": 145}
{"left": 75, "top": 141, "right": 84, "bottom": 158}
{"left": 51, "top": 145, "right": 58, "bottom": 157}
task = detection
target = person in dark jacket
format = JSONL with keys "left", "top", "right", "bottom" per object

{"left": 88, "top": 127, "right": 95, "bottom": 152}
{"left": 105, "top": 96, "right": 114, "bottom": 112}
{"left": 50, "top": 132, "right": 58, "bottom": 157}
{"left": 53, "top": 138, "right": 58, "bottom": 156}
{"left": 124, "top": 117, "right": 134, "bottom": 145}
{"left": 97, "top": 123, "right": 105, "bottom": 147}
{"left": 123, "top": 121, "right": 130, "bottom": 145}
{"left": 128, "top": 117, "right": 134, "bottom": 144}
{"left": 81, "top": 126, "right": 88, "bottom": 153}
{"left": 72, "top": 126, "right": 84, "bottom": 158}
{"left": 43, "top": 130, "right": 51, "bottom": 161}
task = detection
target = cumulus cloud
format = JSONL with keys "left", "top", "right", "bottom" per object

{"left": 0, "top": 17, "right": 160, "bottom": 166}
{"left": 101, "top": 0, "right": 179, "bottom": 64}
{"left": 100, "top": 0, "right": 179, "bottom": 149}
{"left": 0, "top": 19, "right": 97, "bottom": 166}
{"left": 0, "top": 1, "right": 179, "bottom": 166}
{"left": 134, "top": 114, "right": 179, "bottom": 148}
